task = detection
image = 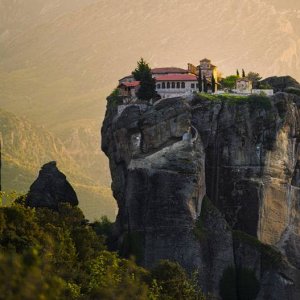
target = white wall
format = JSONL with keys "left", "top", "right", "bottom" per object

{"left": 156, "top": 81, "right": 198, "bottom": 98}
{"left": 252, "top": 89, "right": 274, "bottom": 96}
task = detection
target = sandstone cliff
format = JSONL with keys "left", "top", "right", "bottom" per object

{"left": 102, "top": 93, "right": 300, "bottom": 299}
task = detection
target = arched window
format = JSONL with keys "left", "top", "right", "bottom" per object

{"left": 191, "top": 83, "right": 195, "bottom": 89}
{"left": 162, "top": 82, "right": 165, "bottom": 89}
{"left": 181, "top": 82, "right": 185, "bottom": 88}
{"left": 167, "top": 82, "right": 170, "bottom": 89}
{"left": 171, "top": 82, "right": 175, "bottom": 89}
{"left": 157, "top": 84, "right": 161, "bottom": 89}
{"left": 176, "top": 82, "right": 180, "bottom": 89}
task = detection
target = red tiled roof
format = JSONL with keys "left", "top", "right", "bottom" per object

{"left": 155, "top": 74, "right": 198, "bottom": 81}
{"left": 119, "top": 81, "right": 140, "bottom": 87}
{"left": 151, "top": 67, "right": 188, "bottom": 74}
{"left": 119, "top": 75, "right": 134, "bottom": 81}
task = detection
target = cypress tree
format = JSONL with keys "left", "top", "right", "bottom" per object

{"left": 236, "top": 69, "right": 240, "bottom": 77}
{"left": 211, "top": 74, "right": 216, "bottom": 93}
{"left": 203, "top": 76, "right": 208, "bottom": 93}
{"left": 242, "top": 69, "right": 246, "bottom": 78}
{"left": 198, "top": 68, "right": 203, "bottom": 92}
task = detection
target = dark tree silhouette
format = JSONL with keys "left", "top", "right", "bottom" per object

{"left": 242, "top": 69, "right": 246, "bottom": 78}
{"left": 198, "top": 68, "right": 203, "bottom": 92}
{"left": 211, "top": 74, "right": 216, "bottom": 93}
{"left": 203, "top": 76, "right": 208, "bottom": 93}
{"left": 132, "top": 58, "right": 158, "bottom": 101}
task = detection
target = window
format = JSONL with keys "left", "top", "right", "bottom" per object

{"left": 162, "top": 82, "right": 166, "bottom": 89}
{"left": 172, "top": 82, "right": 175, "bottom": 88}
{"left": 191, "top": 83, "right": 195, "bottom": 89}
{"left": 181, "top": 82, "right": 185, "bottom": 88}
{"left": 176, "top": 82, "right": 180, "bottom": 89}
{"left": 157, "top": 84, "right": 161, "bottom": 89}
{"left": 167, "top": 82, "right": 170, "bottom": 89}
{"left": 196, "top": 83, "right": 199, "bottom": 88}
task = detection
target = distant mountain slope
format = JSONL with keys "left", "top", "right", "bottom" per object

{"left": 0, "top": 109, "right": 116, "bottom": 220}
{"left": 1, "top": 0, "right": 300, "bottom": 220}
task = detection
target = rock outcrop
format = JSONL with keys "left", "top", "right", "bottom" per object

{"left": 102, "top": 93, "right": 300, "bottom": 299}
{"left": 26, "top": 161, "right": 78, "bottom": 209}
{"left": 260, "top": 76, "right": 300, "bottom": 92}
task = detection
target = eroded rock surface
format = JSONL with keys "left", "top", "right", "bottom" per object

{"left": 26, "top": 161, "right": 78, "bottom": 209}
{"left": 102, "top": 93, "right": 300, "bottom": 299}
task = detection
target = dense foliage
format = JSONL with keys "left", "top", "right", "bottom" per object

{"left": 220, "top": 75, "right": 238, "bottom": 89}
{"left": 193, "top": 93, "right": 272, "bottom": 111}
{"left": 0, "top": 198, "right": 205, "bottom": 299}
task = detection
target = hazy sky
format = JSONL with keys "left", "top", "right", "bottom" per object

{"left": 1, "top": 0, "right": 300, "bottom": 217}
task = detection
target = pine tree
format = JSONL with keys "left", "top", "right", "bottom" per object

{"left": 236, "top": 69, "right": 240, "bottom": 77}
{"left": 242, "top": 69, "right": 246, "bottom": 78}
{"left": 203, "top": 76, "right": 208, "bottom": 93}
{"left": 132, "top": 58, "right": 157, "bottom": 101}
{"left": 198, "top": 69, "right": 203, "bottom": 92}
{"left": 211, "top": 74, "right": 216, "bottom": 93}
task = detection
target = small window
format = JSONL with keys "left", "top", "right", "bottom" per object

{"left": 191, "top": 83, "right": 195, "bottom": 89}
{"left": 172, "top": 82, "right": 175, "bottom": 88}
{"left": 167, "top": 82, "right": 170, "bottom": 89}
{"left": 157, "top": 84, "right": 161, "bottom": 89}
{"left": 162, "top": 82, "right": 165, "bottom": 89}
{"left": 176, "top": 82, "right": 180, "bottom": 88}
{"left": 181, "top": 82, "right": 185, "bottom": 88}
{"left": 196, "top": 83, "right": 199, "bottom": 88}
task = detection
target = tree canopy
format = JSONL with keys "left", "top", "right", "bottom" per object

{"left": 0, "top": 196, "right": 205, "bottom": 300}
{"left": 247, "top": 72, "right": 262, "bottom": 88}
{"left": 220, "top": 75, "right": 239, "bottom": 90}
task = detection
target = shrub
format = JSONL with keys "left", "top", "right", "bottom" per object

{"left": 151, "top": 260, "right": 206, "bottom": 300}
{"left": 107, "top": 88, "right": 122, "bottom": 108}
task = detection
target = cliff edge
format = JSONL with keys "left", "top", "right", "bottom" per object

{"left": 102, "top": 93, "right": 300, "bottom": 299}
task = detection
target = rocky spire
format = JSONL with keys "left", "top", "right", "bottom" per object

{"left": 26, "top": 161, "right": 78, "bottom": 209}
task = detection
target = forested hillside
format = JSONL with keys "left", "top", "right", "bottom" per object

{"left": 0, "top": 109, "right": 116, "bottom": 220}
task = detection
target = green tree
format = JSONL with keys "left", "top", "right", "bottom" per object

{"left": 151, "top": 260, "right": 206, "bottom": 300}
{"left": 236, "top": 69, "right": 240, "bottom": 77}
{"left": 132, "top": 58, "right": 158, "bottom": 101}
{"left": 87, "top": 251, "right": 152, "bottom": 299}
{"left": 0, "top": 251, "right": 68, "bottom": 300}
{"left": 221, "top": 75, "right": 238, "bottom": 90}
{"left": 247, "top": 72, "right": 262, "bottom": 88}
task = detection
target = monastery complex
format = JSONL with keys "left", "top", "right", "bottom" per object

{"left": 118, "top": 58, "right": 273, "bottom": 100}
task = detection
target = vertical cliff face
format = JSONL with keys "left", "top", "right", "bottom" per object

{"left": 102, "top": 93, "right": 300, "bottom": 299}
{"left": 102, "top": 99, "right": 206, "bottom": 263}
{"left": 191, "top": 93, "right": 300, "bottom": 267}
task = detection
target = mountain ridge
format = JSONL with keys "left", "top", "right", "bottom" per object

{"left": 0, "top": 108, "right": 116, "bottom": 220}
